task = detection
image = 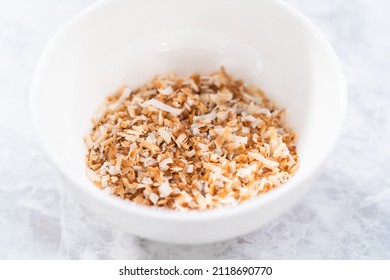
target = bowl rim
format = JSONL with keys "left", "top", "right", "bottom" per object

{"left": 29, "top": 0, "right": 348, "bottom": 222}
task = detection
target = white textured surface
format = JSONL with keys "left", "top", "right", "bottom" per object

{"left": 0, "top": 0, "right": 389, "bottom": 259}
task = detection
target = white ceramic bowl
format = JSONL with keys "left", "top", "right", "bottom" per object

{"left": 30, "top": 0, "right": 347, "bottom": 244}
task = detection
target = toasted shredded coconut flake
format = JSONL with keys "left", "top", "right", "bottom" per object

{"left": 158, "top": 128, "right": 171, "bottom": 144}
{"left": 92, "top": 126, "right": 107, "bottom": 147}
{"left": 102, "top": 187, "right": 112, "bottom": 194}
{"left": 243, "top": 92, "right": 263, "bottom": 103}
{"left": 84, "top": 68, "right": 299, "bottom": 211}
{"left": 145, "top": 133, "right": 156, "bottom": 144}
{"left": 242, "top": 115, "right": 263, "bottom": 128}
{"left": 140, "top": 157, "right": 157, "bottom": 167}
{"left": 174, "top": 133, "right": 187, "bottom": 147}
{"left": 109, "top": 87, "right": 131, "bottom": 111}
{"left": 258, "top": 108, "right": 271, "bottom": 118}
{"left": 197, "top": 143, "right": 209, "bottom": 153}
{"left": 248, "top": 152, "right": 279, "bottom": 168}
{"left": 237, "top": 165, "right": 257, "bottom": 178}
{"left": 86, "top": 167, "right": 101, "bottom": 182}
{"left": 141, "top": 98, "right": 182, "bottom": 116}
{"left": 180, "top": 191, "right": 193, "bottom": 203}
{"left": 158, "top": 86, "right": 173, "bottom": 95}
{"left": 194, "top": 111, "right": 217, "bottom": 122}
{"left": 92, "top": 103, "right": 107, "bottom": 121}
{"left": 159, "top": 157, "right": 173, "bottom": 171}
{"left": 230, "top": 135, "right": 248, "bottom": 145}
{"left": 159, "top": 181, "right": 172, "bottom": 198}
{"left": 84, "top": 135, "right": 93, "bottom": 149}
{"left": 217, "top": 111, "right": 229, "bottom": 121}
{"left": 149, "top": 193, "right": 159, "bottom": 204}
{"left": 140, "top": 140, "right": 160, "bottom": 152}
{"left": 107, "top": 165, "right": 119, "bottom": 175}
{"left": 272, "top": 144, "right": 286, "bottom": 158}
{"left": 191, "top": 126, "right": 200, "bottom": 135}
{"left": 141, "top": 177, "right": 153, "bottom": 184}
{"left": 242, "top": 126, "right": 250, "bottom": 134}
{"left": 186, "top": 164, "right": 194, "bottom": 173}
{"left": 186, "top": 150, "right": 196, "bottom": 158}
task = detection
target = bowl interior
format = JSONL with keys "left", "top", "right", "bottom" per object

{"left": 32, "top": 0, "right": 346, "bottom": 213}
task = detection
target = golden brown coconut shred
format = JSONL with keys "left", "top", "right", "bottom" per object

{"left": 84, "top": 68, "right": 299, "bottom": 210}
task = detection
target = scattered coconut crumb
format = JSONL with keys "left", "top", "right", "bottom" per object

{"left": 84, "top": 67, "right": 299, "bottom": 210}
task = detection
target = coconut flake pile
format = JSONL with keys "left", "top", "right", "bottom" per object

{"left": 84, "top": 68, "right": 299, "bottom": 210}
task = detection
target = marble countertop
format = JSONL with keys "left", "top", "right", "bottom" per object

{"left": 1, "top": 0, "right": 389, "bottom": 259}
